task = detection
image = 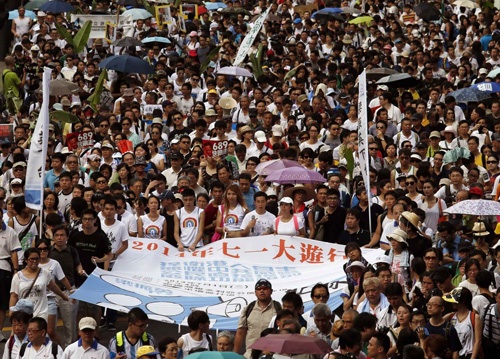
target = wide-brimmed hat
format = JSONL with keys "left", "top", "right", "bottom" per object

{"left": 400, "top": 211, "right": 420, "bottom": 230}
{"left": 472, "top": 221, "right": 489, "bottom": 236}
{"left": 283, "top": 184, "right": 315, "bottom": 202}
{"left": 386, "top": 228, "right": 408, "bottom": 245}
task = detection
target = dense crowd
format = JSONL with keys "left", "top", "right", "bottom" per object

{"left": 3, "top": 0, "right": 500, "bottom": 358}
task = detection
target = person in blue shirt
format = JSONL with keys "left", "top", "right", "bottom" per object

{"left": 436, "top": 221, "right": 464, "bottom": 263}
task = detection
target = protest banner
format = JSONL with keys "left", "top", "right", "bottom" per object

{"left": 0, "top": 124, "right": 14, "bottom": 143}
{"left": 234, "top": 7, "right": 270, "bottom": 66}
{"left": 143, "top": 104, "right": 163, "bottom": 119}
{"left": 357, "top": 70, "right": 371, "bottom": 233}
{"left": 155, "top": 5, "right": 173, "bottom": 30}
{"left": 105, "top": 22, "right": 117, "bottom": 44}
{"left": 26, "top": 68, "right": 51, "bottom": 211}
{"left": 202, "top": 139, "right": 229, "bottom": 158}
{"left": 72, "top": 235, "right": 382, "bottom": 329}
{"left": 66, "top": 131, "right": 95, "bottom": 151}
{"left": 70, "top": 14, "right": 133, "bottom": 39}
{"left": 294, "top": 3, "right": 318, "bottom": 17}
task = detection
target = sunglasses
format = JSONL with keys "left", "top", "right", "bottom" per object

{"left": 487, "top": 161, "right": 498, "bottom": 164}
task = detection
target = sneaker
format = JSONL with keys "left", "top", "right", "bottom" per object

{"left": 108, "top": 323, "right": 116, "bottom": 331}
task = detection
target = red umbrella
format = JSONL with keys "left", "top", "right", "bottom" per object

{"left": 249, "top": 334, "right": 331, "bottom": 355}
{"left": 197, "top": 5, "right": 208, "bottom": 15}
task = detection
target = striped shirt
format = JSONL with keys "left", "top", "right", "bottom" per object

{"left": 482, "top": 304, "right": 500, "bottom": 344}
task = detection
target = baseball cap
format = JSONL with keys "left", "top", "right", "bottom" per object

{"left": 31, "top": 45, "right": 40, "bottom": 51}
{"left": 293, "top": 18, "right": 302, "bottom": 24}
{"left": 159, "top": 190, "right": 175, "bottom": 201}
{"left": 254, "top": 131, "right": 267, "bottom": 143}
{"left": 297, "top": 94, "right": 308, "bottom": 103}
{"left": 469, "top": 187, "right": 483, "bottom": 197}
{"left": 479, "top": 68, "right": 488, "bottom": 75}
{"left": 279, "top": 197, "right": 293, "bottom": 205}
{"left": 492, "top": 132, "right": 500, "bottom": 141}
{"left": 170, "top": 152, "right": 182, "bottom": 160}
{"left": 255, "top": 279, "right": 272, "bottom": 289}
{"left": 136, "top": 346, "right": 160, "bottom": 358}
{"left": 345, "top": 261, "right": 366, "bottom": 273}
{"left": 205, "top": 108, "right": 217, "bottom": 116}
{"left": 11, "top": 178, "right": 23, "bottom": 185}
{"left": 429, "top": 131, "right": 441, "bottom": 139}
{"left": 13, "top": 161, "right": 27, "bottom": 168}
{"left": 272, "top": 125, "right": 283, "bottom": 137}
{"left": 79, "top": 317, "right": 97, "bottom": 330}
{"left": 377, "top": 85, "right": 389, "bottom": 91}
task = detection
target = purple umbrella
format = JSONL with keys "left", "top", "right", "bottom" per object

{"left": 265, "top": 167, "right": 326, "bottom": 184}
{"left": 255, "top": 159, "right": 302, "bottom": 176}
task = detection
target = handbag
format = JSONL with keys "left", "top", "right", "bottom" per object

{"left": 437, "top": 198, "right": 447, "bottom": 223}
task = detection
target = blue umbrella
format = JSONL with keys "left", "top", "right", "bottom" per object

{"left": 39, "top": 0, "right": 75, "bottom": 13}
{"left": 204, "top": 2, "right": 227, "bottom": 10}
{"left": 471, "top": 82, "right": 500, "bottom": 93}
{"left": 99, "top": 54, "right": 155, "bottom": 74}
{"left": 8, "top": 9, "right": 36, "bottom": 20}
{"left": 449, "top": 87, "right": 492, "bottom": 103}
{"left": 142, "top": 36, "right": 171, "bottom": 45}
{"left": 312, "top": 8, "right": 345, "bottom": 21}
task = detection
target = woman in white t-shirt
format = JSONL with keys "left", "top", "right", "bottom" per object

{"left": 36, "top": 239, "right": 72, "bottom": 341}
{"left": 459, "top": 259, "right": 480, "bottom": 296}
{"left": 215, "top": 184, "right": 248, "bottom": 237}
{"left": 273, "top": 197, "right": 305, "bottom": 236}
{"left": 418, "top": 179, "right": 447, "bottom": 233}
{"left": 10, "top": 248, "right": 70, "bottom": 321}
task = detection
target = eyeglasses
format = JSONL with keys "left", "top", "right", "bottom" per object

{"left": 487, "top": 161, "right": 498, "bottom": 164}
{"left": 313, "top": 295, "right": 329, "bottom": 299}
{"left": 424, "top": 256, "right": 437, "bottom": 260}
{"left": 190, "top": 161, "right": 200, "bottom": 166}
{"left": 96, "top": 180, "right": 107, "bottom": 184}
{"left": 191, "top": 78, "right": 200, "bottom": 82}
{"left": 256, "top": 286, "right": 270, "bottom": 291}
{"left": 82, "top": 217, "right": 95, "bottom": 221}
{"left": 406, "top": 181, "right": 415, "bottom": 185}
{"left": 173, "top": 117, "right": 183, "bottom": 121}
{"left": 426, "top": 303, "right": 441, "bottom": 308}
{"left": 369, "top": 148, "right": 378, "bottom": 151}
{"left": 13, "top": 168, "right": 24, "bottom": 172}
{"left": 100, "top": 124, "right": 109, "bottom": 128}
{"left": 67, "top": 161, "right": 78, "bottom": 164}
{"left": 27, "top": 257, "right": 40, "bottom": 262}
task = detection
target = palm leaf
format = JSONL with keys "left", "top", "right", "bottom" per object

{"left": 55, "top": 22, "right": 74, "bottom": 47}
{"left": 284, "top": 65, "right": 299, "bottom": 82}
{"left": 87, "top": 69, "right": 108, "bottom": 111}
{"left": 73, "top": 20, "right": 92, "bottom": 54}
{"left": 344, "top": 148, "right": 355, "bottom": 181}
{"left": 199, "top": 46, "right": 221, "bottom": 74}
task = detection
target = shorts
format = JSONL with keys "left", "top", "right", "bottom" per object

{"left": 47, "top": 297, "right": 57, "bottom": 316}
{"left": 0, "top": 269, "right": 13, "bottom": 310}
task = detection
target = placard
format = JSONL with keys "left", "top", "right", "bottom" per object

{"left": 70, "top": 14, "right": 133, "bottom": 39}
{"left": 155, "top": 5, "right": 173, "bottom": 30}
{"left": 294, "top": 3, "right": 318, "bottom": 17}
{"left": 105, "top": 22, "right": 117, "bottom": 44}
{"left": 202, "top": 139, "right": 228, "bottom": 158}
{"left": 66, "top": 131, "right": 95, "bottom": 151}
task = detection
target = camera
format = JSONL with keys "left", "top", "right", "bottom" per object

{"left": 478, "top": 125, "right": 484, "bottom": 133}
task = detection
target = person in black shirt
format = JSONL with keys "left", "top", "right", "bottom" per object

{"left": 338, "top": 208, "right": 371, "bottom": 246}
{"left": 400, "top": 211, "right": 432, "bottom": 259}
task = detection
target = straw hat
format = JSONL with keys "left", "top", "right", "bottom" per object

{"left": 400, "top": 211, "right": 420, "bottom": 230}
{"left": 472, "top": 222, "right": 489, "bottom": 237}
{"left": 283, "top": 184, "right": 315, "bottom": 202}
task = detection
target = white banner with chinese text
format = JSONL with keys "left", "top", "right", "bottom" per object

{"left": 72, "top": 235, "right": 381, "bottom": 329}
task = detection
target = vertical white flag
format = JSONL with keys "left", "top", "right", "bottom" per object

{"left": 25, "top": 67, "right": 52, "bottom": 210}
{"left": 233, "top": 7, "right": 271, "bottom": 66}
{"left": 357, "top": 70, "right": 372, "bottom": 233}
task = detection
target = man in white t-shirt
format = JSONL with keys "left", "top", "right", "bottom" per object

{"left": 240, "top": 192, "right": 276, "bottom": 237}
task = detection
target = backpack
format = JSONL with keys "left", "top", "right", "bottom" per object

{"left": 19, "top": 342, "right": 58, "bottom": 359}
{"left": 115, "top": 330, "right": 150, "bottom": 354}
{"left": 443, "top": 185, "right": 455, "bottom": 207}
{"left": 245, "top": 300, "right": 282, "bottom": 319}
{"left": 481, "top": 293, "right": 496, "bottom": 304}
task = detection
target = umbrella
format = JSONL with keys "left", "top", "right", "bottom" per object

{"left": 487, "top": 68, "right": 500, "bottom": 79}
{"left": 49, "top": 79, "right": 81, "bottom": 96}
{"left": 142, "top": 36, "right": 171, "bottom": 46}
{"left": 265, "top": 167, "right": 326, "bottom": 185}
{"left": 376, "top": 73, "right": 420, "bottom": 88}
{"left": 470, "top": 82, "right": 500, "bottom": 93}
{"left": 112, "top": 36, "right": 144, "bottom": 47}
{"left": 444, "top": 200, "right": 500, "bottom": 216}
{"left": 217, "top": 66, "right": 253, "bottom": 77}
{"left": 8, "top": 9, "right": 37, "bottom": 20}
{"left": 341, "top": 7, "right": 361, "bottom": 14}
{"left": 366, "top": 67, "right": 399, "bottom": 81}
{"left": 204, "top": 2, "right": 227, "bottom": 10}
{"left": 118, "top": 0, "right": 138, "bottom": 5}
{"left": 256, "top": 159, "right": 302, "bottom": 176}
{"left": 348, "top": 16, "right": 373, "bottom": 25}
{"left": 98, "top": 55, "right": 155, "bottom": 74}
{"left": 24, "top": 0, "right": 48, "bottom": 10}
{"left": 219, "top": 7, "right": 252, "bottom": 16}
{"left": 50, "top": 111, "right": 79, "bottom": 124}
{"left": 39, "top": 0, "right": 75, "bottom": 13}
{"left": 198, "top": 6, "right": 208, "bottom": 15}
{"left": 312, "top": 8, "right": 345, "bottom": 21}
{"left": 453, "top": 0, "right": 480, "bottom": 8}
{"left": 414, "top": 2, "right": 441, "bottom": 21}
{"left": 122, "top": 8, "right": 154, "bottom": 20}
{"left": 254, "top": 12, "right": 282, "bottom": 22}
{"left": 186, "top": 352, "right": 245, "bottom": 359}
{"left": 249, "top": 334, "right": 331, "bottom": 355}
{"left": 442, "top": 147, "right": 471, "bottom": 165}
{"left": 448, "top": 87, "right": 492, "bottom": 103}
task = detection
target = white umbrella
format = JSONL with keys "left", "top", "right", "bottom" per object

{"left": 444, "top": 199, "right": 500, "bottom": 216}
{"left": 122, "top": 8, "right": 154, "bottom": 20}
{"left": 453, "top": 0, "right": 480, "bottom": 8}
{"left": 216, "top": 66, "right": 253, "bottom": 77}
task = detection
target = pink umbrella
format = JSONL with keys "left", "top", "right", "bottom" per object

{"left": 255, "top": 159, "right": 302, "bottom": 176}
{"left": 249, "top": 334, "right": 331, "bottom": 355}
{"left": 264, "top": 167, "right": 326, "bottom": 184}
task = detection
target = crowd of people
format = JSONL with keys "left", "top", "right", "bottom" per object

{"left": 3, "top": 0, "right": 500, "bottom": 358}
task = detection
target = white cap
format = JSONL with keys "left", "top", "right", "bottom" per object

{"left": 79, "top": 317, "right": 97, "bottom": 330}
{"left": 272, "top": 124, "right": 283, "bottom": 137}
{"left": 279, "top": 197, "right": 293, "bottom": 205}
{"left": 254, "top": 131, "right": 267, "bottom": 143}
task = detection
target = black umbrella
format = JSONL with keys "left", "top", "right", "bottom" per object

{"left": 376, "top": 73, "right": 420, "bottom": 88}
{"left": 414, "top": 2, "right": 441, "bottom": 22}
{"left": 366, "top": 68, "right": 399, "bottom": 81}
{"left": 219, "top": 7, "right": 252, "bottom": 16}
{"left": 112, "top": 36, "right": 144, "bottom": 47}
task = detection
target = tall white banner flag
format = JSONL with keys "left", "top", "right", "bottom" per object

{"left": 357, "top": 70, "right": 372, "bottom": 233}
{"left": 233, "top": 7, "right": 271, "bottom": 66}
{"left": 26, "top": 67, "right": 51, "bottom": 210}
